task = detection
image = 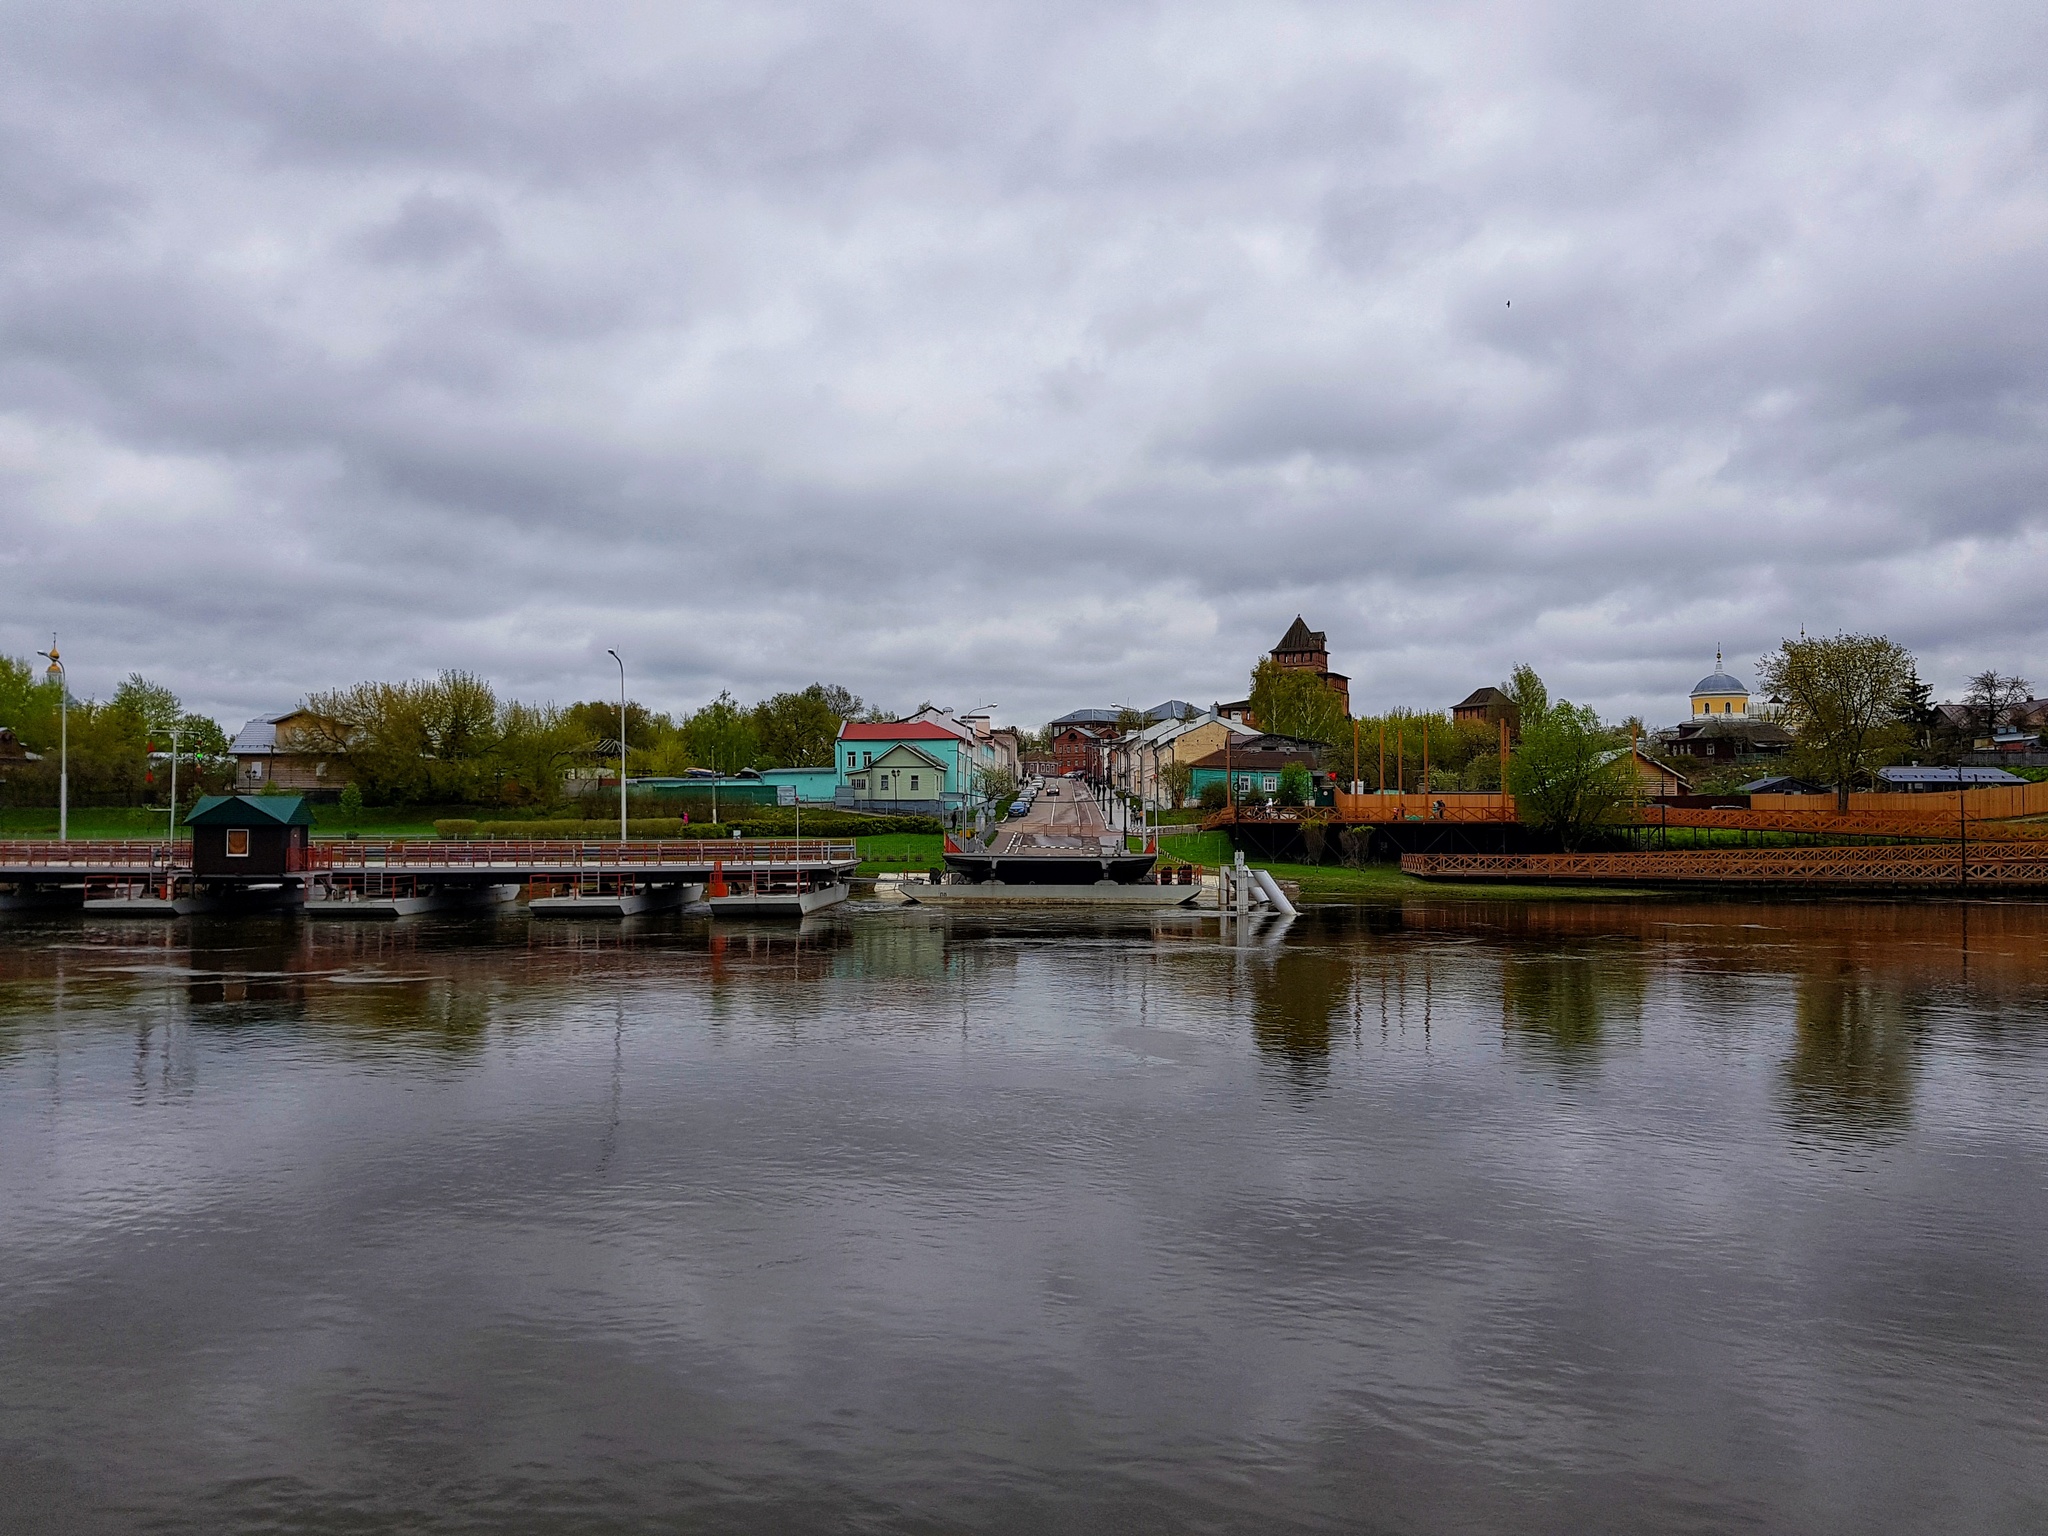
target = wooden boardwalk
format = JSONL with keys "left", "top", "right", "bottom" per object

{"left": 1402, "top": 844, "right": 2048, "bottom": 888}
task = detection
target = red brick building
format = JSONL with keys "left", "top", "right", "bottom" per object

{"left": 1052, "top": 726, "right": 1105, "bottom": 780}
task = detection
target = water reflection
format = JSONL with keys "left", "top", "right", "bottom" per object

{"left": 1249, "top": 947, "right": 1354, "bottom": 1079}
{"left": 1499, "top": 942, "right": 1648, "bottom": 1077}
{"left": 1781, "top": 962, "right": 1925, "bottom": 1140}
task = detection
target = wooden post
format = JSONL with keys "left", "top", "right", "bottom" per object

{"left": 1378, "top": 719, "right": 1385, "bottom": 796}
{"left": 1422, "top": 716, "right": 1430, "bottom": 800}
{"left": 1499, "top": 717, "right": 1510, "bottom": 821}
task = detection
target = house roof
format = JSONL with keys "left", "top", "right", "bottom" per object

{"left": 228, "top": 710, "right": 323, "bottom": 757}
{"left": 1145, "top": 700, "right": 1201, "bottom": 721}
{"left": 0, "top": 726, "right": 39, "bottom": 762}
{"left": 1597, "top": 747, "right": 1692, "bottom": 790}
{"left": 1275, "top": 616, "right": 1324, "bottom": 653}
{"left": 839, "top": 721, "right": 964, "bottom": 742}
{"left": 1188, "top": 747, "right": 1319, "bottom": 770}
{"left": 1666, "top": 718, "right": 1793, "bottom": 742}
{"left": 862, "top": 742, "right": 947, "bottom": 770}
{"left": 1049, "top": 707, "right": 1120, "bottom": 726}
{"left": 1738, "top": 776, "right": 1827, "bottom": 794}
{"left": 184, "top": 793, "right": 316, "bottom": 827}
{"left": 1878, "top": 766, "right": 2026, "bottom": 786}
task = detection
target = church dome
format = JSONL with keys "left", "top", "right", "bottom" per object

{"left": 1690, "top": 671, "right": 1747, "bottom": 698}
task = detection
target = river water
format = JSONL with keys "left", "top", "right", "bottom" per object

{"left": 2, "top": 898, "right": 2045, "bottom": 1533}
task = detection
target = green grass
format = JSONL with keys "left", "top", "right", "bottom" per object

{"left": 854, "top": 832, "right": 947, "bottom": 875}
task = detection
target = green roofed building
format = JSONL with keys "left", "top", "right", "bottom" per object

{"left": 184, "top": 794, "right": 315, "bottom": 877}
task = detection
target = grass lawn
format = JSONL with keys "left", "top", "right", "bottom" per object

{"left": 854, "top": 833, "right": 946, "bottom": 875}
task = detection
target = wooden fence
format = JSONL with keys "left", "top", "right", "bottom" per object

{"left": 1402, "top": 844, "right": 2048, "bottom": 887}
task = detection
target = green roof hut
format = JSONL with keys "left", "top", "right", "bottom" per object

{"left": 185, "top": 794, "right": 315, "bottom": 878}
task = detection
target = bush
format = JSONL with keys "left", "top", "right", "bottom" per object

{"left": 431, "top": 810, "right": 946, "bottom": 840}
{"left": 1199, "top": 782, "right": 1229, "bottom": 810}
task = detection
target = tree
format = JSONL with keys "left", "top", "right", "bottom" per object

{"left": 974, "top": 765, "right": 1017, "bottom": 808}
{"left": 1247, "top": 659, "right": 1348, "bottom": 744}
{"left": 1115, "top": 706, "right": 1148, "bottom": 735}
{"left": 1161, "top": 758, "right": 1195, "bottom": 808}
{"left": 1757, "top": 634, "right": 1919, "bottom": 810}
{"left": 1199, "top": 781, "right": 1229, "bottom": 811}
{"left": 110, "top": 674, "right": 183, "bottom": 736}
{"left": 338, "top": 781, "right": 364, "bottom": 827}
{"left": 1503, "top": 663, "right": 1549, "bottom": 728}
{"left": 682, "top": 691, "right": 758, "bottom": 776}
{"left": 1508, "top": 701, "right": 1633, "bottom": 850}
{"left": 1964, "top": 669, "right": 2032, "bottom": 740}
{"left": 753, "top": 684, "right": 853, "bottom": 767}
{"left": 1277, "top": 762, "right": 1313, "bottom": 806}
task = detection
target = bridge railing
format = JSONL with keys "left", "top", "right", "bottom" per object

{"left": 308, "top": 838, "right": 860, "bottom": 871}
{"left": 0, "top": 840, "right": 184, "bottom": 870}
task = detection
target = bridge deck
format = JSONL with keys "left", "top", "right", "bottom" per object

{"left": 0, "top": 838, "right": 861, "bottom": 883}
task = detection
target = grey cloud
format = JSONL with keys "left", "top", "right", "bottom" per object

{"left": 1, "top": 0, "right": 2044, "bottom": 732}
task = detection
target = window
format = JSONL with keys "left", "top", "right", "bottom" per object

{"left": 1263, "top": 774, "right": 1278, "bottom": 792}
{"left": 910, "top": 775, "right": 920, "bottom": 790}
{"left": 863, "top": 752, "right": 873, "bottom": 768}
{"left": 847, "top": 752, "right": 856, "bottom": 768}
{"left": 851, "top": 777, "right": 866, "bottom": 789}
{"left": 225, "top": 828, "right": 250, "bottom": 857}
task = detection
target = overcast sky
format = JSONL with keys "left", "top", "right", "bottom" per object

{"left": 4, "top": 0, "right": 2045, "bottom": 732}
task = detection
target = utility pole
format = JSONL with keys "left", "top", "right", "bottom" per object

{"left": 37, "top": 637, "right": 66, "bottom": 842}
{"left": 606, "top": 650, "right": 627, "bottom": 841}
{"left": 168, "top": 724, "right": 180, "bottom": 844}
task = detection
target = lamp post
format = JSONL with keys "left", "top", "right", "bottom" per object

{"left": 168, "top": 724, "right": 180, "bottom": 845}
{"left": 37, "top": 637, "right": 66, "bottom": 842}
{"left": 606, "top": 650, "right": 627, "bottom": 842}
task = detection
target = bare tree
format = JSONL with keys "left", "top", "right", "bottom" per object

{"left": 1964, "top": 670, "right": 2033, "bottom": 740}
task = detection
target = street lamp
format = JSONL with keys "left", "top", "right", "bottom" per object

{"left": 606, "top": 650, "right": 627, "bottom": 842}
{"left": 36, "top": 636, "right": 65, "bottom": 842}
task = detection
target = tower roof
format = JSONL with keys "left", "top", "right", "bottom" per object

{"left": 1275, "top": 615, "right": 1324, "bottom": 653}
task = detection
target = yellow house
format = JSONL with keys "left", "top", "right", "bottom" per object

{"left": 1690, "top": 654, "right": 1749, "bottom": 718}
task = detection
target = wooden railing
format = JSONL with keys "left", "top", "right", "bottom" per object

{"left": 309, "top": 838, "right": 860, "bottom": 871}
{"left": 1640, "top": 805, "right": 2048, "bottom": 841}
{"left": 0, "top": 840, "right": 183, "bottom": 871}
{"left": 1402, "top": 844, "right": 2048, "bottom": 886}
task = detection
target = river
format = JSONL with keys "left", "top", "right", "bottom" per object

{"left": 2, "top": 898, "right": 2045, "bottom": 1532}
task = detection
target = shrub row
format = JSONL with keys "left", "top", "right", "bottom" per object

{"left": 431, "top": 811, "right": 944, "bottom": 840}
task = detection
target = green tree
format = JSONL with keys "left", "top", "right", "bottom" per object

{"left": 683, "top": 691, "right": 759, "bottom": 777}
{"left": 110, "top": 674, "right": 183, "bottom": 737}
{"left": 1277, "top": 762, "right": 1313, "bottom": 806}
{"left": 1246, "top": 659, "right": 1348, "bottom": 744}
{"left": 1115, "top": 706, "right": 1149, "bottom": 735}
{"left": 338, "top": 781, "right": 364, "bottom": 826}
{"left": 1757, "top": 634, "right": 1919, "bottom": 810}
{"left": 753, "top": 684, "right": 854, "bottom": 767}
{"left": 1199, "top": 780, "right": 1229, "bottom": 810}
{"left": 1503, "top": 663, "right": 1549, "bottom": 728}
{"left": 176, "top": 714, "right": 230, "bottom": 758}
{"left": 1508, "top": 701, "right": 1633, "bottom": 850}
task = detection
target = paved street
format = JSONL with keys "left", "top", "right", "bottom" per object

{"left": 992, "top": 780, "right": 1120, "bottom": 855}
